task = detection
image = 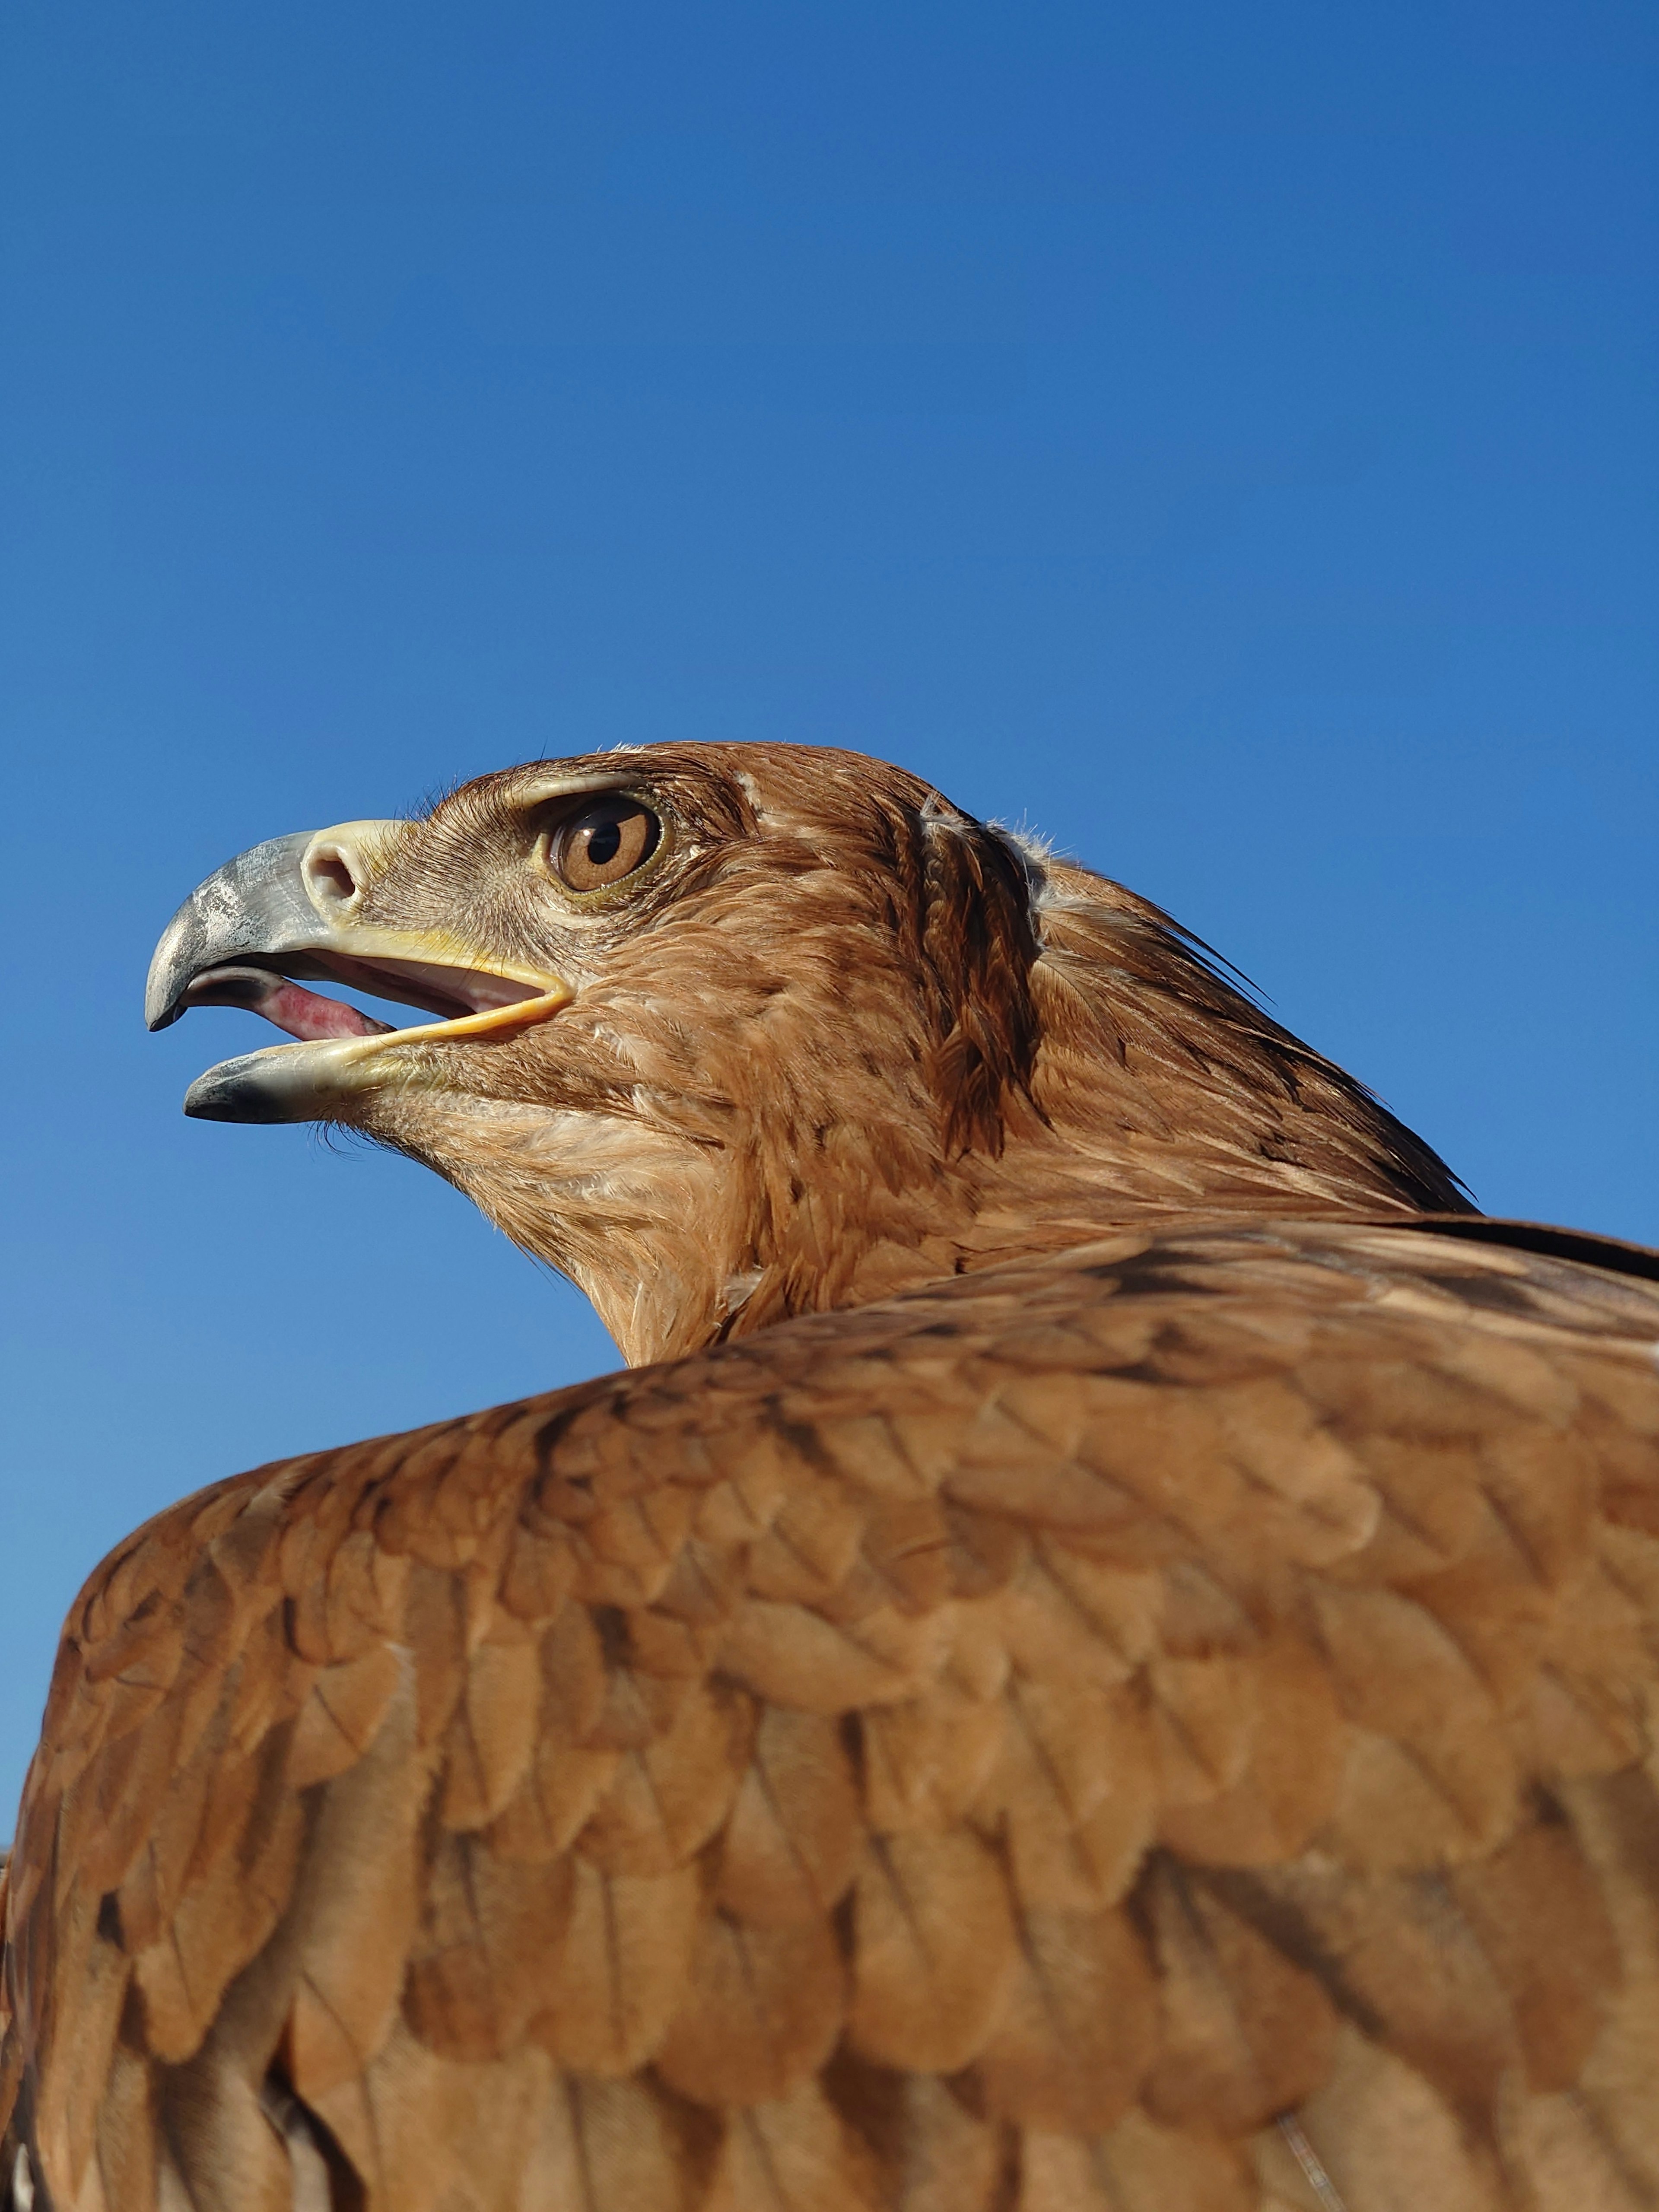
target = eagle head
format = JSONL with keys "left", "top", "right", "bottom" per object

{"left": 149, "top": 742, "right": 1466, "bottom": 1361}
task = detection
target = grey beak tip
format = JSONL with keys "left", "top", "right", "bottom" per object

{"left": 183, "top": 1056, "right": 284, "bottom": 1122}
{"left": 145, "top": 830, "right": 320, "bottom": 1033}
{"left": 145, "top": 908, "right": 200, "bottom": 1031}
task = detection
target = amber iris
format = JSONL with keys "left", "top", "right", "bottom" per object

{"left": 549, "top": 797, "right": 662, "bottom": 892}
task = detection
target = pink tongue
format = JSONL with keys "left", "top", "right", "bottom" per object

{"left": 185, "top": 967, "right": 394, "bottom": 1041}
{"left": 257, "top": 979, "right": 395, "bottom": 1042}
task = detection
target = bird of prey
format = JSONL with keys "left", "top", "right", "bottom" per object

{"left": 3, "top": 741, "right": 1657, "bottom": 2212}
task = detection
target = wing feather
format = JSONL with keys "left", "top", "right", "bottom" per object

{"left": 6, "top": 1219, "right": 1659, "bottom": 2210}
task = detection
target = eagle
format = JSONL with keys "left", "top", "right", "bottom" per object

{"left": 3, "top": 741, "right": 1657, "bottom": 2212}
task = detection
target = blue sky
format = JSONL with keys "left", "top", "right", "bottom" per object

{"left": 1, "top": 0, "right": 1654, "bottom": 1814}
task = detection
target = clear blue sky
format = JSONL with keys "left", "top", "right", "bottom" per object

{"left": 2, "top": 0, "right": 1654, "bottom": 1815}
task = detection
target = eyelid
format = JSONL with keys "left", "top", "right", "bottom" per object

{"left": 534, "top": 788, "right": 653, "bottom": 833}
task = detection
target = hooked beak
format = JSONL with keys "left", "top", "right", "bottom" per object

{"left": 146, "top": 820, "right": 573, "bottom": 1122}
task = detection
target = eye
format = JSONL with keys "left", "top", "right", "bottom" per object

{"left": 545, "top": 797, "right": 663, "bottom": 893}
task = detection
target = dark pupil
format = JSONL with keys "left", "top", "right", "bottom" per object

{"left": 587, "top": 818, "right": 623, "bottom": 867}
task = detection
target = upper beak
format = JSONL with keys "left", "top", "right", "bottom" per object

{"left": 146, "top": 820, "right": 572, "bottom": 1122}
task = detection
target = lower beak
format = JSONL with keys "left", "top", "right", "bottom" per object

{"left": 146, "top": 823, "right": 572, "bottom": 1123}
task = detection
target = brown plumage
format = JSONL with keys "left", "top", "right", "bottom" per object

{"left": 6, "top": 742, "right": 1659, "bottom": 2212}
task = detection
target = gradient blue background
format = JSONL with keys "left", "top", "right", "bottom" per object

{"left": 2, "top": 0, "right": 1654, "bottom": 1818}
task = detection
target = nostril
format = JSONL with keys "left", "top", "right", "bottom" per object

{"left": 306, "top": 845, "right": 360, "bottom": 909}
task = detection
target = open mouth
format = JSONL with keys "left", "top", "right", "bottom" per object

{"left": 153, "top": 948, "right": 574, "bottom": 1124}
{"left": 162, "top": 952, "right": 555, "bottom": 1045}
